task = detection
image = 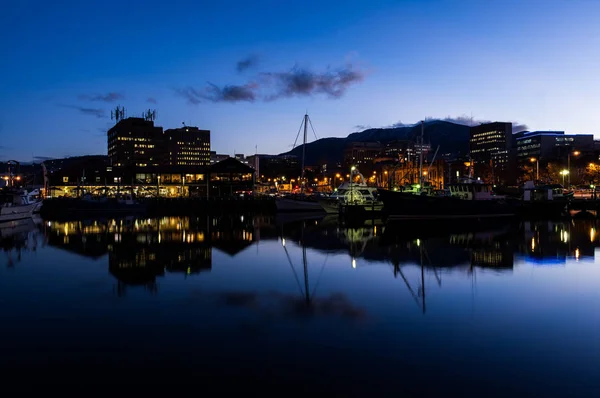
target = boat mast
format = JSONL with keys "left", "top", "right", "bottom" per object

{"left": 419, "top": 120, "right": 424, "bottom": 193}
{"left": 301, "top": 113, "right": 308, "bottom": 194}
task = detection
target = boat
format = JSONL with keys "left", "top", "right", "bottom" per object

{"left": 275, "top": 114, "right": 325, "bottom": 213}
{"left": 0, "top": 188, "right": 43, "bottom": 223}
{"left": 319, "top": 168, "right": 383, "bottom": 214}
{"left": 447, "top": 178, "right": 502, "bottom": 200}
{"left": 275, "top": 194, "right": 324, "bottom": 212}
{"left": 511, "top": 181, "right": 570, "bottom": 218}
{"left": 378, "top": 188, "right": 516, "bottom": 221}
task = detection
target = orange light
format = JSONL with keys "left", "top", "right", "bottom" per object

{"left": 573, "top": 151, "right": 581, "bottom": 156}
{"left": 530, "top": 157, "right": 536, "bottom": 162}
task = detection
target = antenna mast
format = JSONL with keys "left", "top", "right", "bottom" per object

{"left": 111, "top": 105, "right": 126, "bottom": 122}
{"left": 301, "top": 114, "right": 308, "bottom": 194}
{"left": 419, "top": 120, "right": 424, "bottom": 192}
{"left": 143, "top": 109, "right": 157, "bottom": 122}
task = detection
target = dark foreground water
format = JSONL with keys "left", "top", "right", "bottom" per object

{"left": 1, "top": 214, "right": 600, "bottom": 394}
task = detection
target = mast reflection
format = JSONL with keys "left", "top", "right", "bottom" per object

{"left": 35, "top": 214, "right": 600, "bottom": 300}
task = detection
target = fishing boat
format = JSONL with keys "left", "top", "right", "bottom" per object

{"left": 275, "top": 114, "right": 325, "bottom": 213}
{"left": 0, "top": 188, "right": 42, "bottom": 223}
{"left": 319, "top": 168, "right": 383, "bottom": 214}
{"left": 378, "top": 121, "right": 515, "bottom": 221}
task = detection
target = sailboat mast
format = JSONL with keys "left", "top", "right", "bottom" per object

{"left": 419, "top": 120, "right": 424, "bottom": 192}
{"left": 301, "top": 114, "right": 308, "bottom": 193}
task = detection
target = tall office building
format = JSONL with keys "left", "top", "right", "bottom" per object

{"left": 107, "top": 117, "right": 164, "bottom": 167}
{"left": 469, "top": 122, "right": 514, "bottom": 183}
{"left": 164, "top": 126, "right": 211, "bottom": 166}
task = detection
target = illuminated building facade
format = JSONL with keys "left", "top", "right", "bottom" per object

{"left": 107, "top": 117, "right": 164, "bottom": 167}
{"left": 469, "top": 122, "right": 514, "bottom": 183}
{"left": 516, "top": 131, "right": 594, "bottom": 163}
{"left": 165, "top": 126, "right": 211, "bottom": 166}
{"left": 344, "top": 142, "right": 382, "bottom": 166}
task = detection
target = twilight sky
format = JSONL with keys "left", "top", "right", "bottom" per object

{"left": 2, "top": 0, "right": 600, "bottom": 162}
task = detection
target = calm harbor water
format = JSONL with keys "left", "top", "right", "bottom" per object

{"left": 1, "top": 214, "right": 600, "bottom": 394}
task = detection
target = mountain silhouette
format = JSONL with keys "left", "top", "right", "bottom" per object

{"left": 279, "top": 120, "right": 471, "bottom": 166}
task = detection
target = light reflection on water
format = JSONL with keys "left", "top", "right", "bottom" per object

{"left": 1, "top": 214, "right": 600, "bottom": 393}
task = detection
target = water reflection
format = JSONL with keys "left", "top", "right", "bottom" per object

{"left": 5, "top": 214, "right": 598, "bottom": 302}
{"left": 3, "top": 214, "right": 600, "bottom": 393}
{"left": 0, "top": 215, "right": 44, "bottom": 267}
{"left": 5, "top": 216, "right": 600, "bottom": 286}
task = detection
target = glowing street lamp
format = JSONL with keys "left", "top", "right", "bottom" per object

{"left": 568, "top": 150, "right": 581, "bottom": 187}
{"left": 530, "top": 157, "right": 539, "bottom": 181}
{"left": 560, "top": 169, "right": 569, "bottom": 185}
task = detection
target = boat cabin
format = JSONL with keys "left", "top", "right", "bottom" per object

{"left": 398, "top": 183, "right": 434, "bottom": 196}
{"left": 447, "top": 182, "right": 504, "bottom": 200}
{"left": 523, "top": 182, "right": 571, "bottom": 201}
{"left": 330, "top": 182, "right": 379, "bottom": 203}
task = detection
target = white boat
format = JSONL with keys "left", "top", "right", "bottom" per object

{"left": 1, "top": 189, "right": 42, "bottom": 223}
{"left": 276, "top": 196, "right": 324, "bottom": 212}
{"left": 319, "top": 169, "right": 383, "bottom": 214}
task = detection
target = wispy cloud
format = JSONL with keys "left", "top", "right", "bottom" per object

{"left": 62, "top": 105, "right": 106, "bottom": 118}
{"left": 33, "top": 156, "right": 54, "bottom": 161}
{"left": 236, "top": 54, "right": 259, "bottom": 73}
{"left": 176, "top": 83, "right": 259, "bottom": 104}
{"left": 177, "top": 60, "right": 366, "bottom": 104}
{"left": 146, "top": 97, "right": 157, "bottom": 104}
{"left": 204, "top": 82, "right": 258, "bottom": 102}
{"left": 354, "top": 124, "right": 371, "bottom": 131}
{"left": 262, "top": 64, "right": 365, "bottom": 101}
{"left": 78, "top": 92, "right": 124, "bottom": 103}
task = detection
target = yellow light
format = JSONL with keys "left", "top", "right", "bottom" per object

{"left": 531, "top": 237, "right": 535, "bottom": 251}
{"left": 530, "top": 157, "right": 536, "bottom": 162}
{"left": 575, "top": 248, "right": 580, "bottom": 259}
{"left": 591, "top": 228, "right": 596, "bottom": 242}
{"left": 352, "top": 258, "right": 356, "bottom": 269}
{"left": 416, "top": 238, "right": 420, "bottom": 247}
{"left": 573, "top": 151, "right": 581, "bottom": 156}
{"left": 282, "top": 238, "right": 286, "bottom": 247}
{"left": 351, "top": 166, "right": 356, "bottom": 171}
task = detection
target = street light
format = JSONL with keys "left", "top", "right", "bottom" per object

{"left": 560, "top": 169, "right": 569, "bottom": 186}
{"left": 530, "top": 157, "right": 539, "bottom": 181}
{"left": 568, "top": 150, "right": 581, "bottom": 188}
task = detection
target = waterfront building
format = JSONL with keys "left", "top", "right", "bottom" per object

{"left": 344, "top": 142, "right": 382, "bottom": 167}
{"left": 164, "top": 126, "right": 211, "bottom": 166}
{"left": 210, "top": 151, "right": 230, "bottom": 164}
{"left": 515, "top": 131, "right": 594, "bottom": 163}
{"left": 107, "top": 117, "right": 164, "bottom": 167}
{"left": 469, "top": 122, "right": 514, "bottom": 183}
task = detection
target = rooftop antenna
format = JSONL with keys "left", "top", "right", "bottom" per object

{"left": 143, "top": 109, "right": 156, "bottom": 121}
{"left": 111, "top": 105, "right": 126, "bottom": 122}
{"left": 182, "top": 121, "right": 186, "bottom": 127}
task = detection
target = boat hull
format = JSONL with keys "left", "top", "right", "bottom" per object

{"left": 319, "top": 200, "right": 384, "bottom": 214}
{"left": 275, "top": 198, "right": 324, "bottom": 212}
{"left": 377, "top": 189, "right": 515, "bottom": 221}
{"left": 0, "top": 202, "right": 37, "bottom": 223}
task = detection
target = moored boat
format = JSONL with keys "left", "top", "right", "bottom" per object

{"left": 319, "top": 168, "right": 383, "bottom": 214}
{"left": 1, "top": 188, "right": 42, "bottom": 223}
{"left": 377, "top": 188, "right": 516, "bottom": 221}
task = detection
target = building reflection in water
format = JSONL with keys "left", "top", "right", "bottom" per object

{"left": 0, "top": 216, "right": 44, "bottom": 267}
{"left": 42, "top": 216, "right": 256, "bottom": 295}
{"left": 29, "top": 214, "right": 600, "bottom": 300}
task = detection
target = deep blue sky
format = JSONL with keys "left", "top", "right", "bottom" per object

{"left": 2, "top": 0, "right": 600, "bottom": 161}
